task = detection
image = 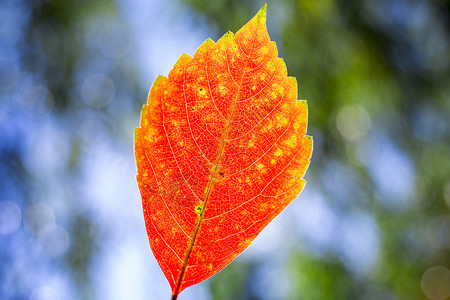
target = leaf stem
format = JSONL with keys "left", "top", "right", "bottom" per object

{"left": 171, "top": 295, "right": 178, "bottom": 300}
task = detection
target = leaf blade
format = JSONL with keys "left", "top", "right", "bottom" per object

{"left": 135, "top": 4, "right": 312, "bottom": 297}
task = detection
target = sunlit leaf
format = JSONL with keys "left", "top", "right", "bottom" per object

{"left": 134, "top": 4, "right": 312, "bottom": 298}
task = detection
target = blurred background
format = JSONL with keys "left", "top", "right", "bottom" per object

{"left": 1, "top": 0, "right": 449, "bottom": 299}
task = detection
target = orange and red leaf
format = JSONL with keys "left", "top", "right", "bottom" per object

{"left": 135, "top": 4, "right": 312, "bottom": 298}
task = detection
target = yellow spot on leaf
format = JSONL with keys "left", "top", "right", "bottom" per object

{"left": 284, "top": 134, "right": 298, "bottom": 148}
{"left": 285, "top": 140, "right": 294, "bottom": 147}
{"left": 218, "top": 85, "right": 226, "bottom": 95}
{"left": 195, "top": 203, "right": 203, "bottom": 214}
{"left": 274, "top": 148, "right": 283, "bottom": 157}
{"left": 198, "top": 87, "right": 206, "bottom": 96}
{"left": 275, "top": 114, "right": 288, "bottom": 126}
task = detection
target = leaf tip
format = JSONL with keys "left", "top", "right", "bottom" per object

{"left": 259, "top": 3, "right": 267, "bottom": 18}
{"left": 150, "top": 75, "right": 167, "bottom": 97}
{"left": 254, "top": 3, "right": 267, "bottom": 24}
{"left": 176, "top": 53, "right": 192, "bottom": 65}
{"left": 245, "top": 4, "right": 267, "bottom": 28}
{"left": 153, "top": 74, "right": 166, "bottom": 85}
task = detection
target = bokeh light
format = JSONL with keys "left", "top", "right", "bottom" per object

{"left": 98, "top": 22, "right": 132, "bottom": 59}
{"left": 19, "top": 85, "right": 54, "bottom": 119}
{"left": 37, "top": 224, "right": 70, "bottom": 258}
{"left": 421, "top": 266, "right": 450, "bottom": 300}
{"left": 81, "top": 74, "right": 115, "bottom": 108}
{"left": 444, "top": 181, "right": 450, "bottom": 209}
{"left": 336, "top": 105, "right": 371, "bottom": 141}
{"left": 0, "top": 201, "right": 22, "bottom": 235}
{"left": 30, "top": 286, "right": 60, "bottom": 300}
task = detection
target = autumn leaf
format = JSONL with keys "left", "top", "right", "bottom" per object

{"left": 134, "top": 4, "right": 312, "bottom": 299}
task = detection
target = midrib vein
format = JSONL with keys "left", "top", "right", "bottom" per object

{"left": 173, "top": 38, "right": 254, "bottom": 296}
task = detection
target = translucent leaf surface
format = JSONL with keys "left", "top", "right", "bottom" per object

{"left": 134, "top": 4, "right": 312, "bottom": 298}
